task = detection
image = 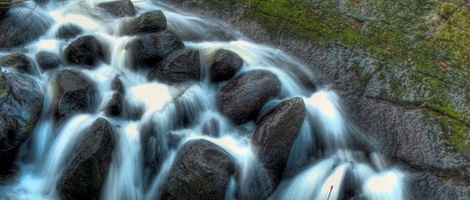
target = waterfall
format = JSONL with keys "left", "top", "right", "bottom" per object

{"left": 0, "top": 0, "right": 407, "bottom": 199}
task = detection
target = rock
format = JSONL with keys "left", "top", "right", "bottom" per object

{"left": 128, "top": 31, "right": 185, "bottom": 70}
{"left": 57, "top": 118, "right": 115, "bottom": 200}
{"left": 0, "top": 54, "right": 35, "bottom": 74}
{"left": 251, "top": 97, "right": 306, "bottom": 194}
{"left": 217, "top": 70, "right": 281, "bottom": 124}
{"left": 55, "top": 70, "right": 97, "bottom": 123}
{"left": 122, "top": 10, "right": 166, "bottom": 35}
{"left": 56, "top": 23, "right": 83, "bottom": 40}
{"left": 104, "top": 92, "right": 122, "bottom": 117}
{"left": 0, "top": 7, "right": 52, "bottom": 50}
{"left": 209, "top": 49, "right": 243, "bottom": 82}
{"left": 147, "top": 49, "right": 201, "bottom": 84}
{"left": 161, "top": 139, "right": 235, "bottom": 200}
{"left": 64, "top": 35, "right": 104, "bottom": 68}
{"left": 0, "top": 70, "right": 43, "bottom": 174}
{"left": 36, "top": 51, "right": 61, "bottom": 72}
{"left": 110, "top": 75, "right": 124, "bottom": 94}
{"left": 97, "top": 0, "right": 136, "bottom": 18}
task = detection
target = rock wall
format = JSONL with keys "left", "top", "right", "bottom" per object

{"left": 161, "top": 0, "right": 470, "bottom": 198}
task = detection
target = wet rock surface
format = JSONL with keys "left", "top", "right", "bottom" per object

{"left": 251, "top": 97, "right": 306, "bottom": 195}
{"left": 128, "top": 31, "right": 185, "bottom": 70}
{"left": 55, "top": 70, "right": 97, "bottom": 123}
{"left": 56, "top": 24, "right": 83, "bottom": 40}
{"left": 209, "top": 49, "right": 243, "bottom": 82}
{"left": 36, "top": 51, "right": 61, "bottom": 71}
{"left": 0, "top": 54, "right": 35, "bottom": 74}
{"left": 161, "top": 139, "right": 235, "bottom": 200}
{"left": 97, "top": 0, "right": 136, "bottom": 18}
{"left": 122, "top": 10, "right": 167, "bottom": 35}
{"left": 147, "top": 49, "right": 201, "bottom": 84}
{"left": 0, "top": 71, "right": 43, "bottom": 175}
{"left": 57, "top": 118, "right": 115, "bottom": 200}
{"left": 64, "top": 35, "right": 104, "bottom": 68}
{"left": 217, "top": 70, "right": 281, "bottom": 124}
{"left": 0, "top": 7, "right": 52, "bottom": 50}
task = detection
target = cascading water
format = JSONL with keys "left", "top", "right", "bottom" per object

{"left": 0, "top": 0, "right": 408, "bottom": 199}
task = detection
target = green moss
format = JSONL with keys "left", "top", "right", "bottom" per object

{"left": 428, "top": 111, "right": 470, "bottom": 158}
{"left": 439, "top": 3, "right": 457, "bottom": 19}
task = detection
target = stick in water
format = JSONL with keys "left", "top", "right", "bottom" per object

{"left": 326, "top": 185, "right": 333, "bottom": 200}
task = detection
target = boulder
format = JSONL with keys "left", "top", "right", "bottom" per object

{"left": 122, "top": 10, "right": 166, "bottom": 35}
{"left": 0, "top": 70, "right": 43, "bottom": 174}
{"left": 110, "top": 75, "right": 124, "bottom": 94}
{"left": 209, "top": 49, "right": 243, "bottom": 82}
{"left": 97, "top": 0, "right": 136, "bottom": 18}
{"left": 128, "top": 31, "right": 184, "bottom": 70}
{"left": 64, "top": 35, "right": 104, "bottom": 68}
{"left": 36, "top": 51, "right": 61, "bottom": 72}
{"left": 104, "top": 92, "right": 122, "bottom": 117}
{"left": 0, "top": 7, "right": 52, "bottom": 49}
{"left": 217, "top": 70, "right": 281, "bottom": 124}
{"left": 57, "top": 118, "right": 115, "bottom": 200}
{"left": 161, "top": 139, "right": 235, "bottom": 200}
{"left": 56, "top": 23, "right": 83, "bottom": 40}
{"left": 0, "top": 54, "right": 35, "bottom": 74}
{"left": 147, "top": 49, "right": 201, "bottom": 84}
{"left": 55, "top": 70, "right": 97, "bottom": 123}
{"left": 251, "top": 97, "right": 306, "bottom": 194}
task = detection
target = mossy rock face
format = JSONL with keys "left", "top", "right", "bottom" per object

{"left": 163, "top": 0, "right": 470, "bottom": 196}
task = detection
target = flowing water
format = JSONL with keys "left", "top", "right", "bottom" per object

{"left": 0, "top": 0, "right": 407, "bottom": 199}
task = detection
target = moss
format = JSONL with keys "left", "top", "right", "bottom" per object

{"left": 427, "top": 111, "right": 470, "bottom": 159}
{"left": 439, "top": 3, "right": 457, "bottom": 19}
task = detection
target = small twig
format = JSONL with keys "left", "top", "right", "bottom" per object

{"left": 326, "top": 185, "right": 333, "bottom": 200}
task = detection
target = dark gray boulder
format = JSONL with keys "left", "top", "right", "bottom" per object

{"left": 147, "top": 49, "right": 201, "bottom": 84}
{"left": 104, "top": 92, "right": 122, "bottom": 117}
{"left": 97, "top": 0, "right": 136, "bottom": 18}
{"left": 110, "top": 75, "right": 124, "bottom": 94}
{"left": 128, "top": 31, "right": 185, "bottom": 70}
{"left": 54, "top": 70, "right": 97, "bottom": 123}
{"left": 161, "top": 139, "right": 235, "bottom": 200}
{"left": 56, "top": 23, "right": 83, "bottom": 40}
{"left": 0, "top": 54, "right": 35, "bottom": 74}
{"left": 250, "top": 97, "right": 306, "bottom": 196}
{"left": 209, "top": 49, "right": 243, "bottom": 82}
{"left": 217, "top": 70, "right": 281, "bottom": 124}
{"left": 64, "top": 35, "right": 104, "bottom": 68}
{"left": 122, "top": 10, "right": 166, "bottom": 35}
{"left": 57, "top": 118, "right": 115, "bottom": 200}
{"left": 36, "top": 51, "right": 61, "bottom": 72}
{"left": 0, "top": 70, "right": 43, "bottom": 175}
